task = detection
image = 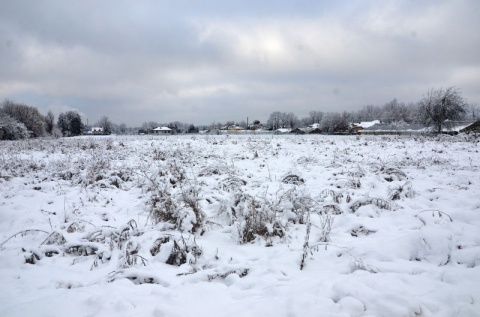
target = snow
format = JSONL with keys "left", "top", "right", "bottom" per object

{"left": 1, "top": 134, "right": 480, "bottom": 317}
{"left": 357, "top": 120, "right": 380, "bottom": 129}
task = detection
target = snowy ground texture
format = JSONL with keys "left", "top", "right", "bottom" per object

{"left": 1, "top": 134, "right": 479, "bottom": 317}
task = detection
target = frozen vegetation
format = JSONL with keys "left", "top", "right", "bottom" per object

{"left": 0, "top": 134, "right": 479, "bottom": 316}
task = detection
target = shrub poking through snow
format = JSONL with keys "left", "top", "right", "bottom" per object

{"left": 149, "top": 235, "right": 202, "bottom": 266}
{"left": 350, "top": 226, "right": 376, "bottom": 237}
{"left": 389, "top": 181, "right": 415, "bottom": 200}
{"left": 120, "top": 253, "right": 148, "bottom": 268}
{"left": 107, "top": 270, "right": 167, "bottom": 285}
{"left": 350, "top": 198, "right": 396, "bottom": 212}
{"left": 287, "top": 192, "right": 316, "bottom": 224}
{"left": 90, "top": 251, "right": 112, "bottom": 270}
{"left": 282, "top": 174, "right": 305, "bottom": 185}
{"left": 148, "top": 186, "right": 179, "bottom": 226}
{"left": 25, "top": 251, "right": 41, "bottom": 264}
{"left": 380, "top": 167, "right": 407, "bottom": 182}
{"left": 0, "top": 229, "right": 49, "bottom": 249}
{"left": 65, "top": 243, "right": 99, "bottom": 256}
{"left": 41, "top": 231, "right": 67, "bottom": 245}
{"left": 166, "top": 236, "right": 202, "bottom": 266}
{"left": 300, "top": 205, "right": 337, "bottom": 270}
{"left": 150, "top": 236, "right": 171, "bottom": 256}
{"left": 179, "top": 185, "right": 206, "bottom": 234}
{"left": 228, "top": 193, "right": 287, "bottom": 244}
{"left": 319, "top": 189, "right": 343, "bottom": 204}
{"left": 319, "top": 212, "right": 335, "bottom": 242}
{"left": 415, "top": 209, "right": 453, "bottom": 225}
{"left": 238, "top": 198, "right": 284, "bottom": 244}
{"left": 218, "top": 176, "right": 247, "bottom": 192}
{"left": 207, "top": 268, "right": 249, "bottom": 281}
{"left": 321, "top": 204, "right": 342, "bottom": 215}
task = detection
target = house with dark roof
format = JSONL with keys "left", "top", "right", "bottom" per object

{"left": 460, "top": 120, "right": 480, "bottom": 133}
{"left": 91, "top": 127, "right": 104, "bottom": 135}
{"left": 358, "top": 121, "right": 475, "bottom": 135}
{"left": 152, "top": 127, "right": 173, "bottom": 134}
{"left": 358, "top": 122, "right": 426, "bottom": 135}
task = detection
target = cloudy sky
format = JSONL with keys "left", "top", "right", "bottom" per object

{"left": 1, "top": 0, "right": 479, "bottom": 127}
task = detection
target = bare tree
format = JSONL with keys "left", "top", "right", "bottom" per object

{"left": 381, "top": 99, "right": 412, "bottom": 123}
{"left": 118, "top": 123, "right": 127, "bottom": 134}
{"left": 356, "top": 105, "right": 383, "bottom": 122}
{"left": 300, "top": 116, "right": 311, "bottom": 127}
{"left": 96, "top": 116, "right": 113, "bottom": 135}
{"left": 267, "top": 111, "right": 283, "bottom": 130}
{"left": 237, "top": 120, "right": 247, "bottom": 129}
{"left": 45, "top": 111, "right": 55, "bottom": 135}
{"left": 418, "top": 87, "right": 467, "bottom": 133}
{"left": 309, "top": 111, "right": 323, "bottom": 124}
{"left": 225, "top": 121, "right": 235, "bottom": 128}
{"left": 209, "top": 121, "right": 222, "bottom": 130}
{"left": 283, "top": 112, "right": 299, "bottom": 129}
{"left": 464, "top": 103, "right": 480, "bottom": 121}
{"left": 320, "top": 112, "right": 349, "bottom": 133}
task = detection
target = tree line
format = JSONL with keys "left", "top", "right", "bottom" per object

{"left": 0, "top": 100, "right": 126, "bottom": 140}
{"left": 262, "top": 87, "right": 478, "bottom": 133}
{"left": 1, "top": 87, "right": 478, "bottom": 140}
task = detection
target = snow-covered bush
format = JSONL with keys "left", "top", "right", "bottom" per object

{"left": 0, "top": 114, "right": 30, "bottom": 140}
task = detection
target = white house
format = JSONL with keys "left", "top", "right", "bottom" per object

{"left": 152, "top": 127, "right": 173, "bottom": 134}
{"left": 91, "top": 127, "right": 104, "bottom": 135}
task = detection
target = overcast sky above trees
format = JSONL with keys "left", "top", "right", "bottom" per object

{"left": 1, "top": 0, "right": 479, "bottom": 126}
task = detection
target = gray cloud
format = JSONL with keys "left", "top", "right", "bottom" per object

{"left": 1, "top": 0, "right": 479, "bottom": 126}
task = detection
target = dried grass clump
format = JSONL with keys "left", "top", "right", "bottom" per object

{"left": 297, "top": 156, "right": 318, "bottom": 166}
{"left": 319, "top": 189, "right": 343, "bottom": 204}
{"left": 350, "top": 226, "right": 376, "bottom": 237}
{"left": 282, "top": 174, "right": 305, "bottom": 185}
{"left": 321, "top": 204, "right": 342, "bottom": 215}
{"left": 381, "top": 167, "right": 407, "bottom": 182}
{"left": 0, "top": 229, "right": 49, "bottom": 249}
{"left": 25, "top": 251, "right": 41, "bottom": 264}
{"left": 415, "top": 209, "right": 453, "bottom": 225}
{"left": 168, "top": 237, "right": 202, "bottom": 266}
{"left": 150, "top": 236, "right": 171, "bottom": 256}
{"left": 150, "top": 235, "right": 202, "bottom": 266}
{"left": 107, "top": 270, "right": 166, "bottom": 285}
{"left": 207, "top": 268, "right": 249, "bottom": 281}
{"left": 289, "top": 194, "right": 316, "bottom": 224}
{"left": 41, "top": 232, "right": 67, "bottom": 245}
{"left": 218, "top": 176, "right": 247, "bottom": 192}
{"left": 90, "top": 251, "right": 112, "bottom": 270}
{"left": 198, "top": 166, "right": 227, "bottom": 177}
{"left": 230, "top": 193, "right": 286, "bottom": 244}
{"left": 65, "top": 243, "right": 99, "bottom": 256}
{"left": 149, "top": 187, "right": 179, "bottom": 226}
{"left": 389, "top": 182, "right": 415, "bottom": 200}
{"left": 350, "top": 198, "right": 396, "bottom": 212}
{"left": 120, "top": 253, "right": 148, "bottom": 268}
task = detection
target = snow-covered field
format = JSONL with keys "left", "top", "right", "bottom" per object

{"left": 1, "top": 134, "right": 479, "bottom": 317}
